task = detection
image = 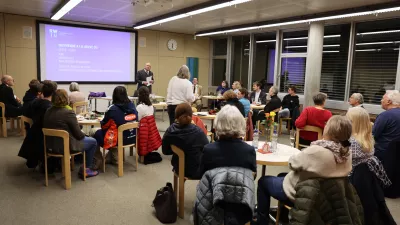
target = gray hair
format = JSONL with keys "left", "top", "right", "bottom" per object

{"left": 351, "top": 93, "right": 364, "bottom": 104}
{"left": 177, "top": 65, "right": 190, "bottom": 79}
{"left": 1, "top": 75, "right": 11, "bottom": 83}
{"left": 386, "top": 90, "right": 400, "bottom": 105}
{"left": 214, "top": 105, "right": 245, "bottom": 139}
{"left": 69, "top": 82, "right": 79, "bottom": 92}
{"left": 270, "top": 86, "right": 279, "bottom": 95}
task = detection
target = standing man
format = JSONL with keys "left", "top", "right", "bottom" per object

{"left": 136, "top": 63, "right": 154, "bottom": 93}
{"left": 191, "top": 78, "right": 203, "bottom": 111}
{"left": 0, "top": 75, "right": 22, "bottom": 117}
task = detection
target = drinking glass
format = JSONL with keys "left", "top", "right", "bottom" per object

{"left": 290, "top": 130, "right": 296, "bottom": 147}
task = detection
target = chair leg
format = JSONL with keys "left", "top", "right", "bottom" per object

{"left": 1, "top": 119, "right": 7, "bottom": 137}
{"left": 63, "top": 156, "right": 72, "bottom": 190}
{"left": 178, "top": 177, "right": 185, "bottom": 219}
{"left": 10, "top": 118, "right": 15, "bottom": 131}
{"left": 134, "top": 146, "right": 138, "bottom": 171}
{"left": 130, "top": 147, "right": 133, "bottom": 156}
{"left": 287, "top": 120, "right": 291, "bottom": 133}
{"left": 275, "top": 201, "right": 282, "bottom": 225}
{"left": 16, "top": 118, "right": 21, "bottom": 133}
{"left": 83, "top": 152, "right": 86, "bottom": 181}
{"left": 102, "top": 148, "right": 106, "bottom": 173}
{"left": 118, "top": 147, "right": 123, "bottom": 177}
{"left": 71, "top": 156, "right": 75, "bottom": 171}
{"left": 44, "top": 155, "right": 49, "bottom": 187}
{"left": 279, "top": 119, "right": 282, "bottom": 135}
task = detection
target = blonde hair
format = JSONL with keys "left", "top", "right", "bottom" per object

{"left": 233, "top": 81, "right": 241, "bottom": 89}
{"left": 323, "top": 116, "right": 352, "bottom": 155}
{"left": 346, "top": 107, "right": 374, "bottom": 152}
{"left": 176, "top": 65, "right": 190, "bottom": 79}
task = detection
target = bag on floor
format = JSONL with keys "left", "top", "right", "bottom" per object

{"left": 153, "top": 182, "right": 177, "bottom": 223}
{"left": 144, "top": 152, "right": 162, "bottom": 165}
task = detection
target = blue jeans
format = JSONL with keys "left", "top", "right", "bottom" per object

{"left": 257, "top": 176, "right": 292, "bottom": 224}
{"left": 83, "top": 136, "right": 97, "bottom": 168}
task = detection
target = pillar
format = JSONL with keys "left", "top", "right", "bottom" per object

{"left": 304, "top": 22, "right": 324, "bottom": 107}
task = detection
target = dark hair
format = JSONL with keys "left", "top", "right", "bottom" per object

{"left": 41, "top": 80, "right": 57, "bottom": 98}
{"left": 222, "top": 80, "right": 228, "bottom": 86}
{"left": 112, "top": 86, "right": 130, "bottom": 104}
{"left": 138, "top": 86, "right": 152, "bottom": 106}
{"left": 29, "top": 83, "right": 43, "bottom": 96}
{"left": 175, "top": 103, "right": 192, "bottom": 126}
{"left": 29, "top": 79, "right": 40, "bottom": 89}
{"left": 289, "top": 85, "right": 297, "bottom": 93}
{"left": 238, "top": 88, "right": 248, "bottom": 97}
{"left": 313, "top": 92, "right": 327, "bottom": 106}
{"left": 253, "top": 81, "right": 261, "bottom": 88}
{"left": 52, "top": 89, "right": 69, "bottom": 107}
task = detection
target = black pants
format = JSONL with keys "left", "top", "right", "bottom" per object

{"left": 167, "top": 105, "right": 178, "bottom": 125}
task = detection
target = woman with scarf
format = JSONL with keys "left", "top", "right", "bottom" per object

{"left": 43, "top": 89, "right": 99, "bottom": 178}
{"left": 256, "top": 115, "right": 353, "bottom": 224}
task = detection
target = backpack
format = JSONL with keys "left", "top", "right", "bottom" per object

{"left": 153, "top": 182, "right": 177, "bottom": 223}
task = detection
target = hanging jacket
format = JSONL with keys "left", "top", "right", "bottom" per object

{"left": 290, "top": 178, "right": 364, "bottom": 225}
{"left": 192, "top": 115, "right": 207, "bottom": 135}
{"left": 246, "top": 111, "right": 253, "bottom": 141}
{"left": 137, "top": 115, "right": 162, "bottom": 156}
{"left": 194, "top": 167, "right": 255, "bottom": 225}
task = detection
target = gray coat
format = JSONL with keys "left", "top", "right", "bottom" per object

{"left": 194, "top": 167, "right": 255, "bottom": 225}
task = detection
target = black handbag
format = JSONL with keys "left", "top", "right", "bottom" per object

{"left": 153, "top": 182, "right": 177, "bottom": 223}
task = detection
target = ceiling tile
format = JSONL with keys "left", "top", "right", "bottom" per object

{"left": 68, "top": 6, "right": 112, "bottom": 18}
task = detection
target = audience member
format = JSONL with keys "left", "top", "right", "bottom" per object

{"left": 22, "top": 79, "right": 42, "bottom": 118}
{"left": 373, "top": 90, "right": 400, "bottom": 154}
{"left": 43, "top": 89, "right": 98, "bottom": 178}
{"left": 136, "top": 86, "right": 154, "bottom": 121}
{"left": 257, "top": 116, "right": 353, "bottom": 224}
{"left": 0, "top": 75, "right": 22, "bottom": 117}
{"left": 221, "top": 90, "right": 245, "bottom": 117}
{"left": 166, "top": 65, "right": 195, "bottom": 125}
{"left": 295, "top": 92, "right": 332, "bottom": 146}
{"left": 93, "top": 86, "right": 138, "bottom": 167}
{"left": 216, "top": 80, "right": 230, "bottom": 96}
{"left": 253, "top": 86, "right": 281, "bottom": 126}
{"left": 68, "top": 82, "right": 86, "bottom": 113}
{"left": 238, "top": 88, "right": 250, "bottom": 117}
{"left": 250, "top": 81, "right": 266, "bottom": 104}
{"left": 280, "top": 85, "right": 299, "bottom": 118}
{"left": 162, "top": 103, "right": 209, "bottom": 179}
{"left": 349, "top": 93, "right": 364, "bottom": 108}
{"left": 346, "top": 107, "right": 391, "bottom": 187}
{"left": 200, "top": 105, "right": 256, "bottom": 175}
{"left": 232, "top": 81, "right": 241, "bottom": 94}
{"left": 191, "top": 78, "right": 203, "bottom": 111}
{"left": 18, "top": 80, "right": 57, "bottom": 169}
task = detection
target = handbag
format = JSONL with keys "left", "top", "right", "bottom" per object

{"left": 153, "top": 182, "right": 177, "bottom": 223}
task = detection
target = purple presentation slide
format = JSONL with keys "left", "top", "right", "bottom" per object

{"left": 41, "top": 24, "right": 135, "bottom": 82}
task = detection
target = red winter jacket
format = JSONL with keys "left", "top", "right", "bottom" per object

{"left": 137, "top": 115, "right": 162, "bottom": 156}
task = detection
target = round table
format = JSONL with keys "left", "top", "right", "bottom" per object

{"left": 246, "top": 141, "right": 299, "bottom": 176}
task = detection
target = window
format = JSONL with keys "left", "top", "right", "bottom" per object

{"left": 282, "top": 30, "right": 308, "bottom": 54}
{"left": 232, "top": 35, "right": 250, "bottom": 88}
{"left": 253, "top": 32, "right": 276, "bottom": 91}
{"left": 320, "top": 24, "right": 351, "bottom": 100}
{"left": 212, "top": 38, "right": 227, "bottom": 86}
{"left": 351, "top": 19, "right": 400, "bottom": 104}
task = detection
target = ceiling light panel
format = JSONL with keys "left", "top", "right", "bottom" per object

{"left": 51, "top": 0, "right": 82, "bottom": 20}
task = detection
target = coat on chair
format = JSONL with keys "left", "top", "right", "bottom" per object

{"left": 137, "top": 115, "right": 161, "bottom": 156}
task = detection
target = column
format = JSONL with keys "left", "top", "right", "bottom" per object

{"left": 304, "top": 22, "right": 324, "bottom": 107}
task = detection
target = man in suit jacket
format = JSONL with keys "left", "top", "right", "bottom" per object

{"left": 250, "top": 81, "right": 267, "bottom": 105}
{"left": 0, "top": 75, "right": 22, "bottom": 117}
{"left": 136, "top": 62, "right": 154, "bottom": 93}
{"left": 191, "top": 78, "right": 203, "bottom": 110}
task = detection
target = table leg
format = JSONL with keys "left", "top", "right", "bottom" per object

{"left": 262, "top": 165, "right": 266, "bottom": 176}
{"left": 162, "top": 106, "right": 165, "bottom": 122}
{"left": 108, "top": 100, "right": 111, "bottom": 107}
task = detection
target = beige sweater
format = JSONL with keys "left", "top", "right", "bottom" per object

{"left": 283, "top": 145, "right": 352, "bottom": 201}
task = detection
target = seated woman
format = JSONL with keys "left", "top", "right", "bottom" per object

{"left": 162, "top": 103, "right": 209, "bottom": 179}
{"left": 346, "top": 107, "right": 391, "bottom": 186}
{"left": 93, "top": 86, "right": 138, "bottom": 166}
{"left": 221, "top": 90, "right": 245, "bottom": 117}
{"left": 257, "top": 116, "right": 353, "bottom": 224}
{"left": 68, "top": 82, "right": 86, "bottom": 113}
{"left": 212, "top": 80, "right": 230, "bottom": 109}
{"left": 238, "top": 88, "right": 250, "bottom": 117}
{"left": 232, "top": 81, "right": 242, "bottom": 94}
{"left": 43, "top": 89, "right": 99, "bottom": 178}
{"left": 295, "top": 92, "right": 332, "bottom": 146}
{"left": 136, "top": 86, "right": 154, "bottom": 121}
{"left": 200, "top": 105, "right": 256, "bottom": 175}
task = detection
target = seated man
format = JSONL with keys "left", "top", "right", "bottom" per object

{"left": 191, "top": 78, "right": 203, "bottom": 111}
{"left": 22, "top": 79, "right": 43, "bottom": 118}
{"left": 280, "top": 85, "right": 299, "bottom": 118}
{"left": 348, "top": 93, "right": 365, "bottom": 109}
{"left": 253, "top": 86, "right": 281, "bottom": 126}
{"left": 0, "top": 75, "right": 22, "bottom": 117}
{"left": 373, "top": 90, "right": 400, "bottom": 155}
{"left": 250, "top": 81, "right": 267, "bottom": 105}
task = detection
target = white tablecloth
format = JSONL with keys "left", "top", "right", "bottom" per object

{"left": 246, "top": 141, "right": 300, "bottom": 166}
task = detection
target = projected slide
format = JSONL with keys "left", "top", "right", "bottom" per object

{"left": 38, "top": 23, "right": 137, "bottom": 83}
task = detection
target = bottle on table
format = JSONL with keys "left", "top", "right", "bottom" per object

{"left": 271, "top": 123, "right": 278, "bottom": 152}
{"left": 252, "top": 129, "right": 259, "bottom": 150}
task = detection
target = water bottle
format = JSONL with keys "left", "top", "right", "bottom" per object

{"left": 271, "top": 123, "right": 278, "bottom": 152}
{"left": 252, "top": 129, "right": 259, "bottom": 150}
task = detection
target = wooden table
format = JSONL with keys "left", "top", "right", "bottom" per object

{"left": 246, "top": 141, "right": 300, "bottom": 176}
{"left": 193, "top": 112, "right": 217, "bottom": 130}
{"left": 78, "top": 118, "right": 101, "bottom": 126}
{"left": 153, "top": 102, "right": 167, "bottom": 121}
{"left": 202, "top": 95, "right": 224, "bottom": 100}
{"left": 250, "top": 104, "right": 265, "bottom": 110}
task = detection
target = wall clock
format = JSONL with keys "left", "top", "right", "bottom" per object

{"left": 167, "top": 39, "right": 178, "bottom": 51}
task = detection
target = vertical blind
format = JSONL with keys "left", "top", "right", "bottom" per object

{"left": 280, "top": 57, "right": 306, "bottom": 94}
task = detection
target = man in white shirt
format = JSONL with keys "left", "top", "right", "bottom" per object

{"left": 249, "top": 81, "right": 267, "bottom": 104}
{"left": 191, "top": 78, "right": 203, "bottom": 111}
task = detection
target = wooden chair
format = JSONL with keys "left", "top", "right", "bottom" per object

{"left": 275, "top": 201, "right": 292, "bottom": 225}
{"left": 171, "top": 145, "right": 199, "bottom": 219}
{"left": 21, "top": 116, "right": 33, "bottom": 138}
{"left": 72, "top": 101, "right": 88, "bottom": 115}
{"left": 279, "top": 117, "right": 291, "bottom": 135}
{"left": 295, "top": 125, "right": 323, "bottom": 149}
{"left": 102, "top": 122, "right": 139, "bottom": 177}
{"left": 0, "top": 102, "right": 21, "bottom": 137}
{"left": 42, "top": 128, "right": 86, "bottom": 190}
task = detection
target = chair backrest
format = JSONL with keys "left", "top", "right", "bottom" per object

{"left": 21, "top": 116, "right": 33, "bottom": 128}
{"left": 296, "top": 125, "right": 323, "bottom": 149}
{"left": 72, "top": 101, "right": 88, "bottom": 114}
{"left": 42, "top": 128, "right": 70, "bottom": 156}
{"left": 0, "top": 102, "right": 5, "bottom": 118}
{"left": 117, "top": 122, "right": 139, "bottom": 147}
{"left": 171, "top": 145, "right": 185, "bottom": 180}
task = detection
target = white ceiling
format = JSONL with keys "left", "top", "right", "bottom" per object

{"left": 0, "top": 0, "right": 396, "bottom": 34}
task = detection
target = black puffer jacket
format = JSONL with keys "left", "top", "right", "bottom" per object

{"left": 290, "top": 178, "right": 364, "bottom": 225}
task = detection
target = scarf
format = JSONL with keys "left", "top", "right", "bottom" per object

{"left": 53, "top": 105, "right": 72, "bottom": 110}
{"left": 311, "top": 140, "right": 350, "bottom": 164}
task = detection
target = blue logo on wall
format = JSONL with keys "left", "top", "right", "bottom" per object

{"left": 49, "top": 29, "right": 58, "bottom": 38}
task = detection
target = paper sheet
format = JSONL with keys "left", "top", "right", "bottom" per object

{"left": 146, "top": 76, "right": 152, "bottom": 86}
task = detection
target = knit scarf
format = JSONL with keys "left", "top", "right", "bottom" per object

{"left": 54, "top": 105, "right": 72, "bottom": 110}
{"left": 311, "top": 140, "right": 350, "bottom": 164}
